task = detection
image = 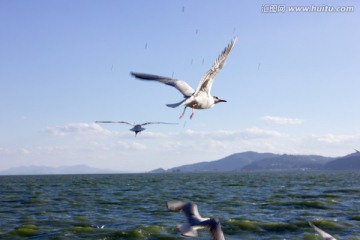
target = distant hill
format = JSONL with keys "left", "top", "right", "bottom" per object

{"left": 325, "top": 153, "right": 360, "bottom": 170}
{"left": 0, "top": 165, "right": 123, "bottom": 175}
{"left": 149, "top": 151, "right": 360, "bottom": 173}
{"left": 242, "top": 154, "right": 332, "bottom": 171}
{"left": 167, "top": 151, "right": 278, "bottom": 172}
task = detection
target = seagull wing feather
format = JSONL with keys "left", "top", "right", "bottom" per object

{"left": 131, "top": 72, "right": 195, "bottom": 97}
{"left": 309, "top": 222, "right": 337, "bottom": 240}
{"left": 195, "top": 37, "right": 237, "bottom": 96}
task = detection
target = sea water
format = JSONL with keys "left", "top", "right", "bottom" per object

{"left": 1, "top": 171, "right": 360, "bottom": 239}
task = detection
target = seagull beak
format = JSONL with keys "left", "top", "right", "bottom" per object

{"left": 219, "top": 99, "right": 227, "bottom": 103}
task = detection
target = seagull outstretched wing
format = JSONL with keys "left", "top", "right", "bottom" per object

{"left": 95, "top": 121, "right": 133, "bottom": 126}
{"left": 131, "top": 72, "right": 195, "bottom": 97}
{"left": 194, "top": 37, "right": 237, "bottom": 96}
{"left": 167, "top": 200, "right": 186, "bottom": 211}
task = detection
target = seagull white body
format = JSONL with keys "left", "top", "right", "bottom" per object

{"left": 95, "top": 121, "right": 176, "bottom": 136}
{"left": 167, "top": 201, "right": 225, "bottom": 240}
{"left": 131, "top": 37, "right": 237, "bottom": 119}
{"left": 309, "top": 222, "right": 337, "bottom": 240}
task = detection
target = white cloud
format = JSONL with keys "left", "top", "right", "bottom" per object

{"left": 0, "top": 147, "right": 31, "bottom": 155}
{"left": 182, "top": 128, "right": 285, "bottom": 140}
{"left": 0, "top": 147, "right": 11, "bottom": 154}
{"left": 151, "top": 128, "right": 287, "bottom": 159}
{"left": 20, "top": 148, "right": 31, "bottom": 155}
{"left": 310, "top": 133, "right": 359, "bottom": 144}
{"left": 261, "top": 116, "right": 304, "bottom": 125}
{"left": 291, "top": 133, "right": 360, "bottom": 157}
{"left": 44, "top": 123, "right": 112, "bottom": 136}
{"left": 115, "top": 141, "right": 148, "bottom": 150}
{"left": 241, "top": 127, "right": 286, "bottom": 139}
{"left": 37, "top": 146, "right": 72, "bottom": 153}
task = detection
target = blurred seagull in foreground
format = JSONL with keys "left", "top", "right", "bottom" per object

{"left": 309, "top": 222, "right": 337, "bottom": 240}
{"left": 131, "top": 37, "right": 237, "bottom": 119}
{"left": 354, "top": 148, "right": 360, "bottom": 153}
{"left": 95, "top": 121, "right": 177, "bottom": 136}
{"left": 167, "top": 201, "right": 225, "bottom": 240}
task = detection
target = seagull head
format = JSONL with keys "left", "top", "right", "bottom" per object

{"left": 213, "top": 96, "right": 227, "bottom": 104}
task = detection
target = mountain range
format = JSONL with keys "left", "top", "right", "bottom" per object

{"left": 151, "top": 151, "right": 360, "bottom": 173}
{"left": 2, "top": 151, "right": 359, "bottom": 175}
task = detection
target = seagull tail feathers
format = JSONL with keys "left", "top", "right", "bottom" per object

{"left": 166, "top": 99, "right": 187, "bottom": 108}
{"left": 177, "top": 223, "right": 198, "bottom": 237}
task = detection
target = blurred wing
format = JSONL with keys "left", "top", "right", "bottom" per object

{"left": 167, "top": 201, "right": 186, "bottom": 211}
{"left": 182, "top": 202, "right": 203, "bottom": 222}
{"left": 140, "top": 122, "right": 178, "bottom": 126}
{"left": 95, "top": 121, "right": 133, "bottom": 126}
{"left": 209, "top": 219, "right": 225, "bottom": 240}
{"left": 168, "top": 201, "right": 203, "bottom": 225}
{"left": 178, "top": 223, "right": 198, "bottom": 237}
{"left": 131, "top": 72, "right": 195, "bottom": 97}
{"left": 309, "top": 222, "right": 337, "bottom": 240}
{"left": 195, "top": 37, "right": 237, "bottom": 95}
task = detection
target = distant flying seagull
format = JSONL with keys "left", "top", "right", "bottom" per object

{"left": 95, "top": 121, "right": 177, "bottom": 136}
{"left": 167, "top": 201, "right": 225, "bottom": 240}
{"left": 131, "top": 37, "right": 237, "bottom": 119}
{"left": 309, "top": 222, "right": 337, "bottom": 240}
{"left": 92, "top": 225, "right": 105, "bottom": 229}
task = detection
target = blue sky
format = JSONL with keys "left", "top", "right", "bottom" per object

{"left": 1, "top": 0, "right": 359, "bottom": 172}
